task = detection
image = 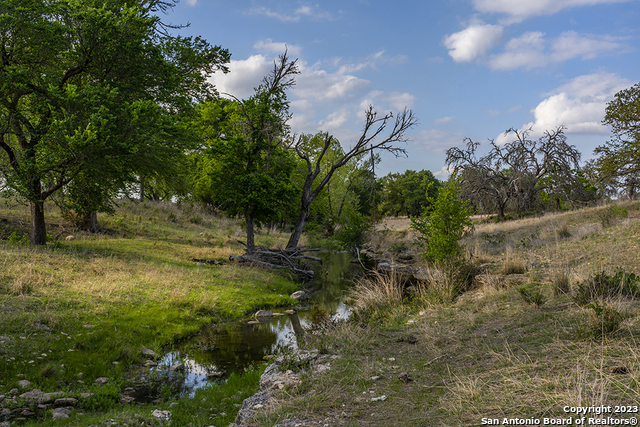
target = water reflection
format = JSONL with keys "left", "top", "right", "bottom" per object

{"left": 157, "top": 252, "right": 357, "bottom": 396}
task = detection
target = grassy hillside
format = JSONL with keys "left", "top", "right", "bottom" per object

{"left": 258, "top": 201, "right": 640, "bottom": 426}
{"left": 0, "top": 198, "right": 301, "bottom": 426}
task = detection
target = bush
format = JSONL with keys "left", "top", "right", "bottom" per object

{"left": 411, "top": 178, "right": 473, "bottom": 263}
{"left": 576, "top": 302, "right": 627, "bottom": 339}
{"left": 573, "top": 269, "right": 640, "bottom": 306}
{"left": 597, "top": 205, "right": 628, "bottom": 228}
{"left": 334, "top": 207, "right": 372, "bottom": 252}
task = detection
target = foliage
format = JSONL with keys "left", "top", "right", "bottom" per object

{"left": 192, "top": 54, "right": 298, "bottom": 253}
{"left": 593, "top": 82, "right": 640, "bottom": 199}
{"left": 333, "top": 206, "right": 373, "bottom": 252}
{"left": 552, "top": 270, "right": 571, "bottom": 295}
{"left": 349, "top": 271, "right": 406, "bottom": 325}
{"left": 0, "top": 0, "right": 229, "bottom": 244}
{"left": 573, "top": 269, "right": 640, "bottom": 306}
{"left": 596, "top": 205, "right": 628, "bottom": 228}
{"left": 576, "top": 302, "right": 627, "bottom": 339}
{"left": 412, "top": 178, "right": 473, "bottom": 262}
{"left": 379, "top": 169, "right": 441, "bottom": 217}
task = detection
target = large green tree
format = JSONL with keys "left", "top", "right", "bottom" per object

{"left": 378, "top": 169, "right": 441, "bottom": 217}
{"left": 594, "top": 82, "right": 640, "bottom": 199}
{"left": 0, "top": 0, "right": 229, "bottom": 244}
{"left": 193, "top": 54, "right": 299, "bottom": 253}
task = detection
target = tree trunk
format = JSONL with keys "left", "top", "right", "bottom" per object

{"left": 245, "top": 211, "right": 255, "bottom": 254}
{"left": 139, "top": 176, "right": 145, "bottom": 202}
{"left": 286, "top": 210, "right": 307, "bottom": 249}
{"left": 30, "top": 199, "right": 47, "bottom": 245}
{"left": 81, "top": 211, "right": 98, "bottom": 232}
{"left": 497, "top": 204, "right": 505, "bottom": 220}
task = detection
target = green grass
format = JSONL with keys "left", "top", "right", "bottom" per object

{"left": 0, "top": 198, "right": 300, "bottom": 425}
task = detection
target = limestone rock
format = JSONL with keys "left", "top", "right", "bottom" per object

{"left": 52, "top": 407, "right": 70, "bottom": 420}
{"left": 42, "top": 392, "right": 65, "bottom": 403}
{"left": 151, "top": 409, "right": 171, "bottom": 421}
{"left": 19, "top": 389, "right": 43, "bottom": 402}
{"left": 141, "top": 347, "right": 156, "bottom": 357}
{"left": 169, "top": 363, "right": 184, "bottom": 372}
{"left": 289, "top": 290, "right": 309, "bottom": 300}
{"left": 17, "top": 380, "right": 31, "bottom": 390}
{"left": 54, "top": 398, "right": 77, "bottom": 406}
{"left": 94, "top": 377, "right": 109, "bottom": 385}
{"left": 233, "top": 391, "right": 271, "bottom": 426}
{"left": 254, "top": 310, "right": 273, "bottom": 319}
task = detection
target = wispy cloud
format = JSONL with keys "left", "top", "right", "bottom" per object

{"left": 246, "top": 4, "right": 337, "bottom": 22}
{"left": 435, "top": 116, "right": 454, "bottom": 124}
{"left": 253, "top": 39, "right": 302, "bottom": 56}
{"left": 472, "top": 0, "right": 631, "bottom": 24}
{"left": 489, "top": 31, "right": 624, "bottom": 70}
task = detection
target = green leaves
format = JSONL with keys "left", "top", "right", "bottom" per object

{"left": 0, "top": 0, "right": 229, "bottom": 242}
{"left": 411, "top": 178, "right": 473, "bottom": 262}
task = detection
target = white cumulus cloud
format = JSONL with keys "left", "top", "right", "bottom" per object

{"left": 209, "top": 55, "right": 272, "bottom": 99}
{"left": 443, "top": 23, "right": 503, "bottom": 62}
{"left": 497, "top": 72, "right": 632, "bottom": 143}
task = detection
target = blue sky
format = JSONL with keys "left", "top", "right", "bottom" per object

{"left": 165, "top": 0, "right": 639, "bottom": 177}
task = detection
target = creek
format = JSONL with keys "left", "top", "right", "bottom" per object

{"left": 150, "top": 252, "right": 359, "bottom": 397}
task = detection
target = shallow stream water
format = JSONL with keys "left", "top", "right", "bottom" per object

{"left": 155, "top": 252, "right": 358, "bottom": 396}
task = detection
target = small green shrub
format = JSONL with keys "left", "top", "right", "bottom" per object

{"left": 597, "top": 205, "right": 628, "bottom": 228}
{"left": 576, "top": 302, "right": 627, "bottom": 339}
{"left": 412, "top": 178, "right": 473, "bottom": 263}
{"left": 8, "top": 232, "right": 28, "bottom": 245}
{"left": 518, "top": 283, "right": 546, "bottom": 307}
{"left": 334, "top": 207, "right": 372, "bottom": 252}
{"left": 573, "top": 269, "right": 640, "bottom": 306}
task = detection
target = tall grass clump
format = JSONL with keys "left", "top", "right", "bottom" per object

{"left": 349, "top": 271, "right": 405, "bottom": 324}
{"left": 502, "top": 246, "right": 526, "bottom": 275}
{"left": 553, "top": 269, "right": 571, "bottom": 295}
{"left": 415, "top": 261, "right": 477, "bottom": 306}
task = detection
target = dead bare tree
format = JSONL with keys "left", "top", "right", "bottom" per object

{"left": 286, "top": 106, "right": 417, "bottom": 249}
{"left": 447, "top": 126, "right": 582, "bottom": 219}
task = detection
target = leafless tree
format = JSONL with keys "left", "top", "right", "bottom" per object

{"left": 286, "top": 107, "right": 417, "bottom": 249}
{"left": 446, "top": 126, "right": 582, "bottom": 218}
